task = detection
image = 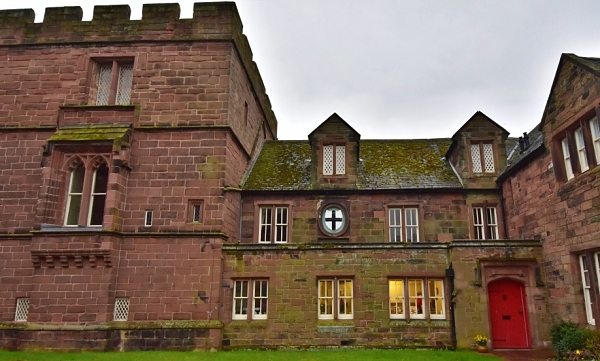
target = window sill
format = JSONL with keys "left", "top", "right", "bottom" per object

{"left": 40, "top": 224, "right": 103, "bottom": 232}
{"left": 389, "top": 320, "right": 450, "bottom": 328}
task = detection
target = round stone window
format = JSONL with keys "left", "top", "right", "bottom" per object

{"left": 319, "top": 203, "right": 348, "bottom": 237}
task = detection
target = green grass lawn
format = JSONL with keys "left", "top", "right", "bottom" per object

{"left": 0, "top": 349, "right": 500, "bottom": 361}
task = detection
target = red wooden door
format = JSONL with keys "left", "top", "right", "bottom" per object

{"left": 488, "top": 279, "right": 530, "bottom": 349}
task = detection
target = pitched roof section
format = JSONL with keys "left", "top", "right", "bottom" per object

{"left": 243, "top": 139, "right": 462, "bottom": 191}
{"left": 307, "top": 113, "right": 360, "bottom": 140}
{"left": 540, "top": 53, "right": 600, "bottom": 128}
{"left": 498, "top": 125, "right": 544, "bottom": 181}
{"left": 450, "top": 111, "right": 509, "bottom": 141}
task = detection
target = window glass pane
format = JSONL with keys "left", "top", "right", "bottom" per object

{"left": 389, "top": 280, "right": 404, "bottom": 318}
{"left": 275, "top": 207, "right": 288, "bottom": 243}
{"left": 335, "top": 145, "right": 345, "bottom": 175}
{"left": 88, "top": 195, "right": 106, "bottom": 226}
{"left": 574, "top": 128, "right": 589, "bottom": 172}
{"left": 96, "top": 64, "right": 112, "bottom": 105}
{"left": 389, "top": 209, "right": 402, "bottom": 242}
{"left": 88, "top": 164, "right": 108, "bottom": 226}
{"left": 338, "top": 279, "right": 353, "bottom": 317}
{"left": 473, "top": 207, "right": 484, "bottom": 240}
{"left": 70, "top": 165, "right": 85, "bottom": 193}
{"left": 323, "top": 145, "right": 334, "bottom": 175}
{"left": 579, "top": 255, "right": 595, "bottom": 325}
{"left": 591, "top": 117, "right": 600, "bottom": 163}
{"left": 253, "top": 280, "right": 268, "bottom": 318}
{"left": 318, "top": 280, "right": 333, "bottom": 318}
{"left": 93, "top": 164, "right": 108, "bottom": 193}
{"left": 562, "top": 138, "right": 574, "bottom": 180}
{"left": 405, "top": 208, "right": 419, "bottom": 242}
{"left": 471, "top": 144, "right": 482, "bottom": 173}
{"left": 116, "top": 64, "right": 133, "bottom": 105}
{"left": 233, "top": 280, "right": 249, "bottom": 319}
{"left": 259, "top": 207, "right": 272, "bottom": 243}
{"left": 428, "top": 279, "right": 445, "bottom": 318}
{"left": 486, "top": 207, "right": 498, "bottom": 240}
{"left": 483, "top": 143, "right": 495, "bottom": 172}
{"left": 192, "top": 205, "right": 201, "bottom": 222}
{"left": 65, "top": 165, "right": 85, "bottom": 226}
{"left": 408, "top": 279, "right": 424, "bottom": 318}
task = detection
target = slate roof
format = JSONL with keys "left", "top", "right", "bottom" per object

{"left": 498, "top": 124, "right": 544, "bottom": 180}
{"left": 243, "top": 139, "right": 462, "bottom": 191}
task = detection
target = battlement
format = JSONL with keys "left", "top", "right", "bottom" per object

{"left": 0, "top": 2, "right": 277, "bottom": 136}
{"left": 0, "top": 2, "right": 243, "bottom": 45}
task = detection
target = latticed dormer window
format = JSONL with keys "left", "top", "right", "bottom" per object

{"left": 323, "top": 145, "right": 345, "bottom": 175}
{"left": 470, "top": 142, "right": 495, "bottom": 173}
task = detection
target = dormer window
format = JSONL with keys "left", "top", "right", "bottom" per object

{"left": 323, "top": 145, "right": 345, "bottom": 175}
{"left": 470, "top": 142, "right": 495, "bottom": 173}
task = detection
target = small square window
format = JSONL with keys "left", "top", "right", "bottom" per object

{"left": 144, "top": 211, "right": 153, "bottom": 227}
{"left": 15, "top": 298, "right": 30, "bottom": 322}
{"left": 113, "top": 297, "right": 130, "bottom": 321}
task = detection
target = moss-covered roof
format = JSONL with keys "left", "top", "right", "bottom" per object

{"left": 48, "top": 124, "right": 131, "bottom": 146}
{"left": 244, "top": 141, "right": 312, "bottom": 190}
{"left": 243, "top": 139, "right": 462, "bottom": 191}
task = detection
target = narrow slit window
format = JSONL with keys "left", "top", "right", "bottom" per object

{"left": 144, "top": 211, "right": 153, "bottom": 227}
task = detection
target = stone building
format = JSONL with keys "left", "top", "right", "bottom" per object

{"left": 0, "top": 1, "right": 596, "bottom": 352}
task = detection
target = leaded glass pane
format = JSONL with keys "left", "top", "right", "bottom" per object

{"left": 471, "top": 144, "right": 482, "bottom": 173}
{"left": 335, "top": 145, "right": 345, "bottom": 174}
{"left": 96, "top": 64, "right": 112, "bottom": 105}
{"left": 116, "top": 64, "right": 133, "bottom": 105}
{"left": 483, "top": 143, "right": 495, "bottom": 172}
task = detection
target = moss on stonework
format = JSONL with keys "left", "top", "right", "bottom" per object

{"left": 244, "top": 141, "right": 311, "bottom": 190}
{"left": 48, "top": 124, "right": 131, "bottom": 145}
{"left": 243, "top": 139, "right": 461, "bottom": 190}
{"left": 0, "top": 320, "right": 222, "bottom": 331}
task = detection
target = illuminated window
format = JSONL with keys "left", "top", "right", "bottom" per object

{"left": 389, "top": 278, "right": 445, "bottom": 320}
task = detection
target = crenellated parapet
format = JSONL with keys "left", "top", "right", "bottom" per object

{"left": 0, "top": 2, "right": 277, "bottom": 135}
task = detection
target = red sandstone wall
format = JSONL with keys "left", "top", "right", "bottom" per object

{"left": 240, "top": 192, "right": 476, "bottom": 244}
{"left": 501, "top": 59, "right": 600, "bottom": 326}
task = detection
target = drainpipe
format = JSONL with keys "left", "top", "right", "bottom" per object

{"left": 446, "top": 263, "right": 457, "bottom": 350}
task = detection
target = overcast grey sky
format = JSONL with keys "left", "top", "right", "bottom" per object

{"left": 4, "top": 1, "right": 600, "bottom": 140}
